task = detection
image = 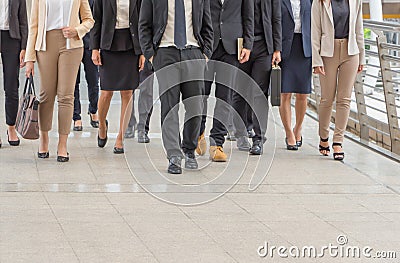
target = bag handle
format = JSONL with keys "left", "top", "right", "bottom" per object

{"left": 23, "top": 75, "right": 36, "bottom": 96}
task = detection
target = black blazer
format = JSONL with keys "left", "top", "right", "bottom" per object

{"left": 138, "top": 0, "right": 214, "bottom": 60}
{"left": 91, "top": 0, "right": 142, "bottom": 55}
{"left": 8, "top": 0, "right": 28, "bottom": 49}
{"left": 257, "top": 0, "right": 282, "bottom": 55}
{"left": 281, "top": 0, "right": 311, "bottom": 59}
{"left": 209, "top": 0, "right": 254, "bottom": 55}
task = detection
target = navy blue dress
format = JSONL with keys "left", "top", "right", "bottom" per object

{"left": 280, "top": 0, "right": 312, "bottom": 94}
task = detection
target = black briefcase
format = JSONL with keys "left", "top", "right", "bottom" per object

{"left": 270, "top": 64, "right": 281, "bottom": 107}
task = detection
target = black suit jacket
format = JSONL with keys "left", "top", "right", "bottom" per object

{"left": 258, "top": 0, "right": 282, "bottom": 55}
{"left": 281, "top": 0, "right": 311, "bottom": 59}
{"left": 138, "top": 0, "right": 214, "bottom": 60}
{"left": 210, "top": 0, "right": 254, "bottom": 54}
{"left": 8, "top": 0, "right": 28, "bottom": 49}
{"left": 91, "top": 0, "right": 142, "bottom": 55}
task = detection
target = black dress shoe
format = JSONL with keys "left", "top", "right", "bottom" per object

{"left": 113, "top": 147, "right": 125, "bottom": 154}
{"left": 250, "top": 140, "right": 263, "bottom": 155}
{"left": 168, "top": 156, "right": 182, "bottom": 174}
{"left": 124, "top": 125, "right": 135, "bottom": 139}
{"left": 184, "top": 152, "right": 198, "bottom": 169}
{"left": 285, "top": 138, "right": 298, "bottom": 151}
{"left": 38, "top": 152, "right": 49, "bottom": 159}
{"left": 97, "top": 120, "right": 108, "bottom": 148}
{"left": 88, "top": 112, "right": 99, "bottom": 128}
{"left": 57, "top": 153, "right": 69, "bottom": 162}
{"left": 73, "top": 124, "right": 83, "bottom": 132}
{"left": 296, "top": 136, "right": 303, "bottom": 147}
{"left": 237, "top": 136, "right": 251, "bottom": 151}
{"left": 137, "top": 130, "right": 150, "bottom": 143}
{"left": 7, "top": 131, "right": 20, "bottom": 146}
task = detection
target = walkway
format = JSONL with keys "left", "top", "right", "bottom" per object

{"left": 0, "top": 71, "right": 399, "bottom": 262}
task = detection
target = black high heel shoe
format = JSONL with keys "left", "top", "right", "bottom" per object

{"left": 38, "top": 152, "right": 50, "bottom": 159}
{"left": 57, "top": 152, "right": 70, "bottom": 162}
{"left": 319, "top": 137, "right": 330, "bottom": 156}
{"left": 332, "top": 143, "right": 345, "bottom": 161}
{"left": 285, "top": 138, "right": 298, "bottom": 151}
{"left": 97, "top": 120, "right": 108, "bottom": 148}
{"left": 113, "top": 147, "right": 124, "bottom": 154}
{"left": 293, "top": 129, "right": 302, "bottom": 147}
{"left": 88, "top": 112, "right": 99, "bottom": 128}
{"left": 7, "top": 131, "right": 20, "bottom": 146}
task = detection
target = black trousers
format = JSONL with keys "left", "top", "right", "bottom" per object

{"left": 201, "top": 40, "right": 239, "bottom": 146}
{"left": 73, "top": 47, "right": 99, "bottom": 121}
{"left": 128, "top": 61, "right": 154, "bottom": 133}
{"left": 0, "top": 30, "right": 21, "bottom": 126}
{"left": 153, "top": 47, "right": 205, "bottom": 158}
{"left": 233, "top": 40, "right": 272, "bottom": 142}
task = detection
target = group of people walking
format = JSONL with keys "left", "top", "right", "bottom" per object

{"left": 0, "top": 0, "right": 365, "bottom": 174}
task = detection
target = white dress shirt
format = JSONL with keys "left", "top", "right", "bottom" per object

{"left": 116, "top": 0, "right": 130, "bottom": 29}
{"left": 160, "top": 0, "right": 199, "bottom": 48}
{"left": 46, "top": 0, "right": 73, "bottom": 31}
{"left": 290, "top": 0, "right": 302, "bottom": 33}
{"left": 0, "top": 0, "right": 10, "bottom": 30}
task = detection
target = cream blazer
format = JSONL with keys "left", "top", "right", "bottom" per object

{"left": 311, "top": 0, "right": 365, "bottom": 67}
{"left": 25, "top": 0, "right": 94, "bottom": 62}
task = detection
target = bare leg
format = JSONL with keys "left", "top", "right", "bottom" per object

{"left": 279, "top": 93, "right": 295, "bottom": 145}
{"left": 115, "top": 90, "right": 133, "bottom": 148}
{"left": 293, "top": 94, "right": 308, "bottom": 141}
{"left": 57, "top": 134, "right": 68, "bottom": 157}
{"left": 7, "top": 125, "right": 18, "bottom": 141}
{"left": 39, "top": 131, "right": 49, "bottom": 153}
{"left": 98, "top": 90, "right": 113, "bottom": 139}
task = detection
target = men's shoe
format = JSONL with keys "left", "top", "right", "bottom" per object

{"left": 209, "top": 146, "right": 227, "bottom": 162}
{"left": 196, "top": 132, "right": 207, "bottom": 156}
{"left": 249, "top": 140, "right": 263, "bottom": 155}
{"left": 226, "top": 131, "right": 236, "bottom": 141}
{"left": 236, "top": 136, "right": 251, "bottom": 151}
{"left": 124, "top": 125, "right": 135, "bottom": 139}
{"left": 248, "top": 129, "right": 256, "bottom": 138}
{"left": 168, "top": 156, "right": 182, "bottom": 174}
{"left": 138, "top": 130, "right": 150, "bottom": 143}
{"left": 184, "top": 152, "right": 198, "bottom": 169}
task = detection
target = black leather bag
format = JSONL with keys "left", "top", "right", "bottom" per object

{"left": 270, "top": 64, "right": 281, "bottom": 107}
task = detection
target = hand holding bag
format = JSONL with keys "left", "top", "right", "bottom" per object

{"left": 16, "top": 76, "right": 40, "bottom": 140}
{"left": 270, "top": 63, "right": 281, "bottom": 107}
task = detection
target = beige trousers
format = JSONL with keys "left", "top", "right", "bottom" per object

{"left": 36, "top": 30, "right": 83, "bottom": 135}
{"left": 319, "top": 39, "right": 359, "bottom": 143}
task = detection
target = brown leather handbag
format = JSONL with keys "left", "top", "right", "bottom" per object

{"left": 16, "top": 76, "right": 40, "bottom": 140}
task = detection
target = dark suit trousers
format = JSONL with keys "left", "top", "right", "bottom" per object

{"left": 128, "top": 63, "right": 154, "bottom": 132}
{"left": 153, "top": 47, "right": 205, "bottom": 158}
{"left": 0, "top": 30, "right": 21, "bottom": 126}
{"left": 73, "top": 47, "right": 99, "bottom": 121}
{"left": 201, "top": 41, "right": 239, "bottom": 146}
{"left": 233, "top": 40, "right": 272, "bottom": 142}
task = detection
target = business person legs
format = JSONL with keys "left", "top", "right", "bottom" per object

{"left": 154, "top": 47, "right": 204, "bottom": 173}
{"left": 73, "top": 48, "right": 99, "bottom": 130}
{"left": 319, "top": 39, "right": 358, "bottom": 159}
{"left": 1, "top": 31, "right": 21, "bottom": 146}
{"left": 37, "top": 30, "right": 83, "bottom": 160}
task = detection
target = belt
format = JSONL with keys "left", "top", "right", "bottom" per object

{"left": 162, "top": 45, "right": 199, "bottom": 50}
{"left": 254, "top": 35, "right": 264, "bottom": 41}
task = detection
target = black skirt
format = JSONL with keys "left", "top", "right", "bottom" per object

{"left": 99, "top": 49, "right": 139, "bottom": 91}
{"left": 281, "top": 34, "right": 312, "bottom": 94}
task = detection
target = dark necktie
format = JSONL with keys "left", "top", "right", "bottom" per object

{"left": 174, "top": 0, "right": 187, "bottom": 49}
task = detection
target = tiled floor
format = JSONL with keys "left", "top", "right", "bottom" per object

{"left": 0, "top": 69, "right": 399, "bottom": 262}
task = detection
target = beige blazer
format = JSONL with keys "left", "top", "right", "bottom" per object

{"left": 311, "top": 0, "right": 365, "bottom": 67}
{"left": 25, "top": 0, "right": 94, "bottom": 62}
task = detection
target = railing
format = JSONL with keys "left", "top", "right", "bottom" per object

{"left": 308, "top": 20, "right": 400, "bottom": 161}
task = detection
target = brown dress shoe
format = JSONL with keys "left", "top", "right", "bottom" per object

{"left": 196, "top": 132, "right": 207, "bottom": 156}
{"left": 209, "top": 146, "right": 227, "bottom": 162}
